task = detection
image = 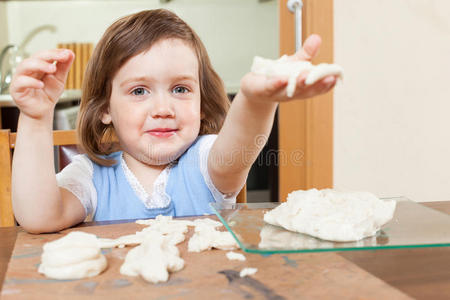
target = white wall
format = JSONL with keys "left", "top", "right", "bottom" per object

{"left": 334, "top": 0, "right": 450, "bottom": 202}
{"left": 0, "top": 2, "right": 7, "bottom": 48}
{"left": 4, "top": 0, "right": 278, "bottom": 93}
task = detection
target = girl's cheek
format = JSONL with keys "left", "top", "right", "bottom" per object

{"left": 183, "top": 108, "right": 201, "bottom": 125}
{"left": 180, "top": 100, "right": 200, "bottom": 114}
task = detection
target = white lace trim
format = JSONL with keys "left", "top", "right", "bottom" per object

{"left": 120, "top": 154, "right": 172, "bottom": 209}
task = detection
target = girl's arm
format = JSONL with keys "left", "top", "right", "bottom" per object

{"left": 10, "top": 49, "right": 86, "bottom": 233}
{"left": 208, "top": 35, "right": 337, "bottom": 194}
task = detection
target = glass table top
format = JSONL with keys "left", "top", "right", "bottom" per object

{"left": 210, "top": 197, "right": 450, "bottom": 254}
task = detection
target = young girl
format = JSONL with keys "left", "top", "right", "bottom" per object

{"left": 10, "top": 9, "right": 337, "bottom": 233}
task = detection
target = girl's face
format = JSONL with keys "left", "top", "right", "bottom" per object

{"left": 103, "top": 38, "right": 201, "bottom": 166}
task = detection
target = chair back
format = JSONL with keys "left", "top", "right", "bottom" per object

{"left": 0, "top": 129, "right": 14, "bottom": 227}
{"left": 0, "top": 129, "right": 79, "bottom": 227}
{"left": 59, "top": 144, "right": 81, "bottom": 170}
{"left": 0, "top": 129, "right": 246, "bottom": 227}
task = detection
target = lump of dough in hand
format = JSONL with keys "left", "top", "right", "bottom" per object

{"left": 38, "top": 231, "right": 107, "bottom": 280}
{"left": 251, "top": 55, "right": 343, "bottom": 97}
{"left": 304, "top": 63, "right": 344, "bottom": 85}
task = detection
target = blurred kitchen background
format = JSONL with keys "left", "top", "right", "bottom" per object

{"left": 0, "top": 0, "right": 279, "bottom": 203}
{"left": 1, "top": 0, "right": 450, "bottom": 203}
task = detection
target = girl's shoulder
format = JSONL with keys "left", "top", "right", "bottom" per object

{"left": 178, "top": 134, "right": 217, "bottom": 161}
{"left": 189, "top": 134, "right": 218, "bottom": 151}
{"left": 177, "top": 134, "right": 217, "bottom": 165}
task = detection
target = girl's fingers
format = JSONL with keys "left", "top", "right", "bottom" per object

{"left": 33, "top": 48, "right": 73, "bottom": 63}
{"left": 15, "top": 49, "right": 74, "bottom": 84}
{"left": 296, "top": 74, "right": 335, "bottom": 88}
{"left": 296, "top": 73, "right": 307, "bottom": 86}
{"left": 53, "top": 51, "right": 75, "bottom": 82}
{"left": 32, "top": 49, "right": 75, "bottom": 82}
{"left": 322, "top": 75, "right": 335, "bottom": 85}
{"left": 292, "top": 34, "right": 322, "bottom": 61}
{"left": 319, "top": 76, "right": 337, "bottom": 92}
{"left": 10, "top": 75, "right": 44, "bottom": 94}
{"left": 15, "top": 58, "right": 56, "bottom": 77}
{"left": 266, "top": 78, "right": 288, "bottom": 95}
{"left": 291, "top": 75, "right": 336, "bottom": 98}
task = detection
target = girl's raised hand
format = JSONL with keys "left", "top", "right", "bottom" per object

{"left": 240, "top": 34, "right": 337, "bottom": 103}
{"left": 10, "top": 49, "right": 75, "bottom": 120}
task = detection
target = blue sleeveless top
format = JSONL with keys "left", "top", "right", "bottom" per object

{"left": 92, "top": 136, "right": 217, "bottom": 221}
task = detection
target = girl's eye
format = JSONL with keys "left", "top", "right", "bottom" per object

{"left": 131, "top": 87, "right": 148, "bottom": 96}
{"left": 172, "top": 86, "right": 189, "bottom": 94}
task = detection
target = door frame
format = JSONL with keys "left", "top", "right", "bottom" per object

{"left": 278, "top": 0, "right": 334, "bottom": 201}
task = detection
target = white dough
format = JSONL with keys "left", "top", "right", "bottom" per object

{"left": 240, "top": 267, "right": 258, "bottom": 277}
{"left": 98, "top": 234, "right": 142, "bottom": 248}
{"left": 120, "top": 231, "right": 184, "bottom": 284}
{"left": 37, "top": 216, "right": 239, "bottom": 283}
{"left": 188, "top": 222, "right": 239, "bottom": 252}
{"left": 304, "top": 63, "right": 344, "bottom": 85}
{"left": 100, "top": 215, "right": 193, "bottom": 249}
{"left": 264, "top": 189, "right": 396, "bottom": 242}
{"left": 136, "top": 214, "right": 173, "bottom": 225}
{"left": 251, "top": 55, "right": 343, "bottom": 97}
{"left": 192, "top": 218, "right": 223, "bottom": 228}
{"left": 136, "top": 215, "right": 194, "bottom": 228}
{"left": 41, "top": 247, "right": 100, "bottom": 267}
{"left": 138, "top": 215, "right": 193, "bottom": 237}
{"left": 38, "top": 255, "right": 107, "bottom": 280}
{"left": 118, "top": 216, "right": 230, "bottom": 283}
{"left": 38, "top": 231, "right": 107, "bottom": 280}
{"left": 258, "top": 224, "right": 333, "bottom": 250}
{"left": 136, "top": 215, "right": 236, "bottom": 253}
{"left": 226, "top": 251, "right": 246, "bottom": 261}
{"left": 42, "top": 231, "right": 99, "bottom": 251}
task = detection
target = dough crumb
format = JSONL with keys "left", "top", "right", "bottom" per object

{"left": 240, "top": 267, "right": 258, "bottom": 277}
{"left": 226, "top": 251, "right": 246, "bottom": 261}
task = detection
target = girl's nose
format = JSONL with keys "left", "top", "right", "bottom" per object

{"left": 150, "top": 93, "right": 175, "bottom": 118}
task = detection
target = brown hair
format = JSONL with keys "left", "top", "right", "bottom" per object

{"left": 77, "top": 9, "right": 230, "bottom": 166}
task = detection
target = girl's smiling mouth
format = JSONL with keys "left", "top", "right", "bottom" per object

{"left": 147, "top": 128, "right": 178, "bottom": 137}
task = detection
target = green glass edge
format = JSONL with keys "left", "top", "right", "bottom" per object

{"left": 240, "top": 242, "right": 450, "bottom": 255}
{"left": 211, "top": 203, "right": 247, "bottom": 251}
